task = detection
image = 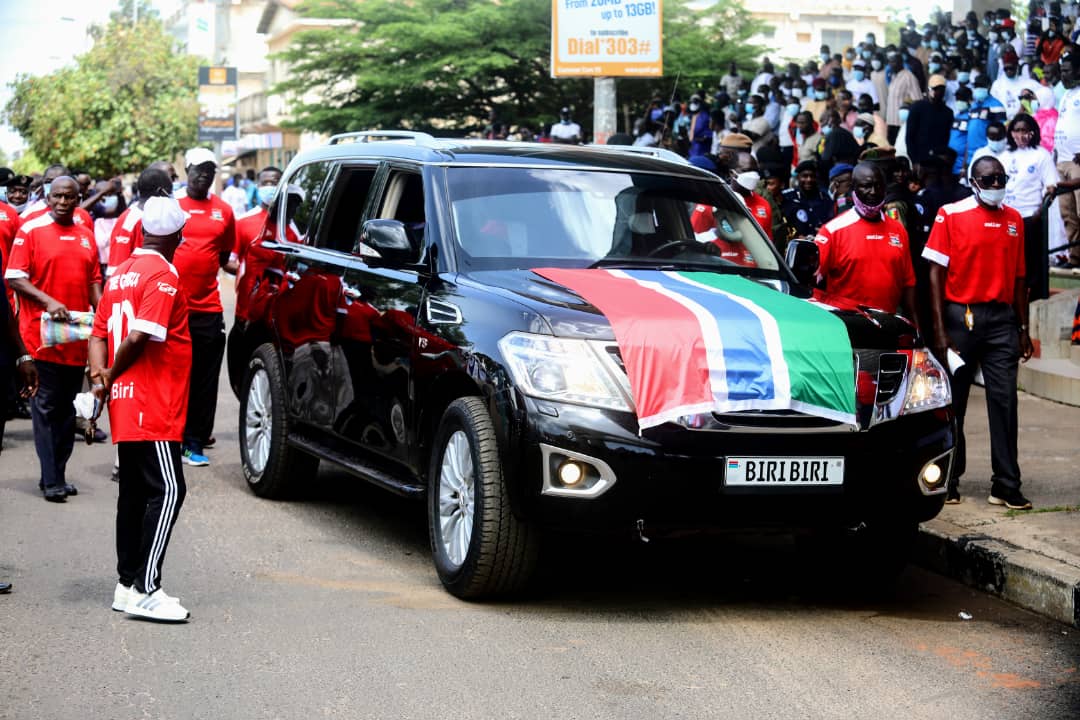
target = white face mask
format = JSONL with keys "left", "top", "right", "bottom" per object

{"left": 975, "top": 185, "right": 1007, "bottom": 206}
{"left": 871, "top": 59, "right": 883, "bottom": 70}
{"left": 734, "top": 171, "right": 761, "bottom": 192}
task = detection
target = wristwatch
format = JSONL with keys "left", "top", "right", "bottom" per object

{"left": 15, "top": 354, "right": 32, "bottom": 366}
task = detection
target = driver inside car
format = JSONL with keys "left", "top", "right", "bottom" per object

{"left": 689, "top": 204, "right": 758, "bottom": 267}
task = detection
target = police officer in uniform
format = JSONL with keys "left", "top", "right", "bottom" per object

{"left": 922, "top": 156, "right": 1034, "bottom": 509}
{"left": 780, "top": 160, "right": 833, "bottom": 238}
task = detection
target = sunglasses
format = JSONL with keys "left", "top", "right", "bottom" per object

{"left": 974, "top": 173, "right": 1008, "bottom": 187}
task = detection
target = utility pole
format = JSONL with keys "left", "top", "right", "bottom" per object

{"left": 593, "top": 77, "right": 617, "bottom": 145}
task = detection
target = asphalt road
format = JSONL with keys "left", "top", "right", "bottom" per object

{"left": 1, "top": 344, "right": 1078, "bottom": 719}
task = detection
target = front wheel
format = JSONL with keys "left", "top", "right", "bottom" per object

{"left": 239, "top": 343, "right": 319, "bottom": 498}
{"left": 428, "top": 397, "right": 539, "bottom": 599}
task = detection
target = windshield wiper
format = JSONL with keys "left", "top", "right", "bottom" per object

{"left": 587, "top": 257, "right": 745, "bottom": 272}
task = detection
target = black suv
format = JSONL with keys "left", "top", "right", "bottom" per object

{"left": 232, "top": 132, "right": 955, "bottom": 598}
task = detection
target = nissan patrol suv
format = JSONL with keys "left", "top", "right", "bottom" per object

{"left": 232, "top": 132, "right": 955, "bottom": 598}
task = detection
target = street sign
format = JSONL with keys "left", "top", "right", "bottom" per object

{"left": 198, "top": 66, "right": 238, "bottom": 141}
{"left": 550, "top": 0, "right": 663, "bottom": 78}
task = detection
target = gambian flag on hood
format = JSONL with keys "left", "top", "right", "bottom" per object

{"left": 534, "top": 269, "right": 857, "bottom": 430}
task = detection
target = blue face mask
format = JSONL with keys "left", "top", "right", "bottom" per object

{"left": 929, "top": 62, "right": 942, "bottom": 73}
{"left": 862, "top": 50, "right": 872, "bottom": 59}
{"left": 899, "top": 108, "right": 910, "bottom": 122}
{"left": 955, "top": 100, "right": 970, "bottom": 112}
{"left": 853, "top": 70, "right": 865, "bottom": 82}
{"left": 958, "top": 72, "right": 971, "bottom": 84}
{"left": 0, "top": 186, "right": 6, "bottom": 203}
{"left": 42, "top": 182, "right": 52, "bottom": 198}
{"left": 822, "top": 124, "right": 834, "bottom": 136}
{"left": 973, "top": 87, "right": 989, "bottom": 102}
{"left": 745, "top": 102, "right": 755, "bottom": 114}
{"left": 785, "top": 103, "right": 800, "bottom": 117}
{"left": 930, "top": 40, "right": 940, "bottom": 50}
{"left": 871, "top": 59, "right": 883, "bottom": 70}
{"left": 988, "top": 138, "right": 1007, "bottom": 153}
{"left": 815, "top": 90, "right": 828, "bottom": 100}
{"left": 853, "top": 125, "right": 867, "bottom": 139}
{"left": 98, "top": 196, "right": 119, "bottom": 214}
{"left": 257, "top": 185, "right": 277, "bottom": 206}
{"left": 172, "top": 181, "right": 183, "bottom": 195}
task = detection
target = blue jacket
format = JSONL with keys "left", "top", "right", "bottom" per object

{"left": 965, "top": 96, "right": 1006, "bottom": 165}
{"left": 949, "top": 110, "right": 970, "bottom": 176}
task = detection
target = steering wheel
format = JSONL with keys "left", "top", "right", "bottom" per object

{"left": 646, "top": 239, "right": 716, "bottom": 258}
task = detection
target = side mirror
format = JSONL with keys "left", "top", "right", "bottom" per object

{"left": 354, "top": 219, "right": 416, "bottom": 265}
{"left": 785, "top": 238, "right": 819, "bottom": 286}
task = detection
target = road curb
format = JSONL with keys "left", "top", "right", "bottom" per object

{"left": 916, "top": 518, "right": 1080, "bottom": 628}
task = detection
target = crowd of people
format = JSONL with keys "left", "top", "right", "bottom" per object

{"left": 0, "top": 149, "right": 288, "bottom": 621}
{"left": 627, "top": 5, "right": 1080, "bottom": 281}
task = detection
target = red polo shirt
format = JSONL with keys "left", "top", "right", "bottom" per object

{"left": 814, "top": 209, "right": 915, "bottom": 313}
{"left": 691, "top": 193, "right": 773, "bottom": 240}
{"left": 92, "top": 249, "right": 191, "bottom": 442}
{"left": 231, "top": 207, "right": 298, "bottom": 321}
{"left": 107, "top": 205, "right": 144, "bottom": 276}
{"left": 4, "top": 213, "right": 101, "bottom": 366}
{"left": 174, "top": 194, "right": 236, "bottom": 314}
{"left": 922, "top": 196, "right": 1025, "bottom": 304}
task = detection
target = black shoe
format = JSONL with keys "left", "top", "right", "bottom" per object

{"left": 988, "top": 487, "right": 1032, "bottom": 510}
{"left": 203, "top": 436, "right": 216, "bottom": 449}
{"left": 945, "top": 487, "right": 961, "bottom": 504}
{"left": 0, "top": 582, "right": 11, "bottom": 594}
{"left": 43, "top": 486, "right": 67, "bottom": 503}
{"left": 63, "top": 484, "right": 78, "bottom": 497}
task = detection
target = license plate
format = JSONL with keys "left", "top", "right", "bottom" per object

{"left": 724, "top": 457, "right": 844, "bottom": 486}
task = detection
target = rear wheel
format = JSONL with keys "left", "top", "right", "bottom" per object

{"left": 239, "top": 343, "right": 319, "bottom": 498}
{"left": 428, "top": 397, "right": 539, "bottom": 598}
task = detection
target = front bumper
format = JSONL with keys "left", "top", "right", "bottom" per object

{"left": 503, "top": 397, "right": 955, "bottom": 533}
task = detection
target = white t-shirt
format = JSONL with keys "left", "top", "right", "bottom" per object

{"left": 222, "top": 184, "right": 248, "bottom": 216}
{"left": 94, "top": 216, "right": 118, "bottom": 265}
{"left": 1055, "top": 86, "right": 1080, "bottom": 159}
{"left": 845, "top": 78, "right": 879, "bottom": 106}
{"left": 990, "top": 74, "right": 1042, "bottom": 119}
{"left": 550, "top": 121, "right": 582, "bottom": 142}
{"left": 1002, "top": 145, "right": 1059, "bottom": 216}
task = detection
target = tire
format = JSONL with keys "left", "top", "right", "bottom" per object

{"left": 239, "top": 343, "right": 319, "bottom": 498}
{"left": 428, "top": 397, "right": 539, "bottom": 599}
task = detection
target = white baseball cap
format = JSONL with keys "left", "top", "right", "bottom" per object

{"left": 142, "top": 196, "right": 189, "bottom": 236}
{"left": 184, "top": 147, "right": 218, "bottom": 168}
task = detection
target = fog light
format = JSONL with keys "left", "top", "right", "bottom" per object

{"left": 921, "top": 463, "right": 943, "bottom": 487}
{"left": 558, "top": 461, "right": 584, "bottom": 487}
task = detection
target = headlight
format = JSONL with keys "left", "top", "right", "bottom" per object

{"left": 498, "top": 332, "right": 632, "bottom": 412}
{"left": 902, "top": 349, "right": 951, "bottom": 413}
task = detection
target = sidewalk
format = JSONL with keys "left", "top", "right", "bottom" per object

{"left": 915, "top": 386, "right": 1080, "bottom": 627}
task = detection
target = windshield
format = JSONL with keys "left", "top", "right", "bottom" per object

{"left": 446, "top": 167, "right": 782, "bottom": 276}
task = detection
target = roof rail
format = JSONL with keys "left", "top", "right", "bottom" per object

{"left": 327, "top": 130, "right": 437, "bottom": 146}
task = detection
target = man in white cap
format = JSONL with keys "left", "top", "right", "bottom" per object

{"left": 89, "top": 195, "right": 192, "bottom": 622}
{"left": 174, "top": 147, "right": 236, "bottom": 466}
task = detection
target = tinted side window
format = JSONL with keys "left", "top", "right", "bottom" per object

{"left": 315, "top": 165, "right": 378, "bottom": 252}
{"left": 281, "top": 161, "right": 333, "bottom": 245}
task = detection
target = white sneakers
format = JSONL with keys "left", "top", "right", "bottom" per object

{"left": 112, "top": 583, "right": 190, "bottom": 622}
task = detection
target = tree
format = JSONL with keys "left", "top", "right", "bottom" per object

{"left": 275, "top": 0, "right": 763, "bottom": 138}
{"left": 4, "top": 7, "right": 199, "bottom": 177}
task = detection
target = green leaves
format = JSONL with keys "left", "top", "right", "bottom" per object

{"left": 275, "top": 0, "right": 762, "bottom": 137}
{"left": 3, "top": 10, "right": 199, "bottom": 177}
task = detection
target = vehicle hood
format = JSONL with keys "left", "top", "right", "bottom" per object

{"left": 463, "top": 269, "right": 916, "bottom": 349}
